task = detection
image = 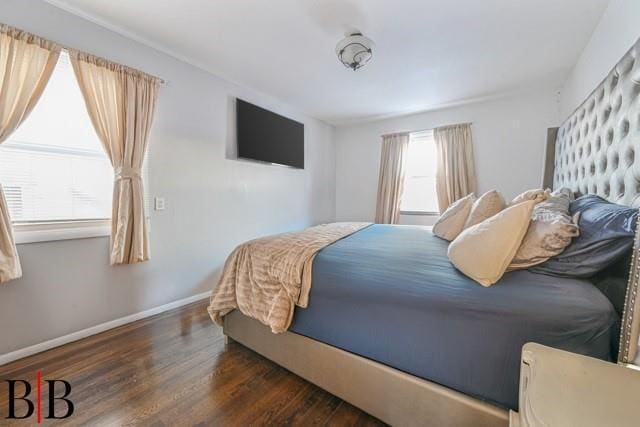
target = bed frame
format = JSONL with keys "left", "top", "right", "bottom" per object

{"left": 224, "top": 311, "right": 506, "bottom": 427}
{"left": 543, "top": 36, "right": 640, "bottom": 365}
{"left": 223, "top": 37, "right": 640, "bottom": 426}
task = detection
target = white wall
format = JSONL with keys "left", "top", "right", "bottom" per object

{"left": 560, "top": 0, "right": 640, "bottom": 117}
{"left": 0, "top": 0, "right": 335, "bottom": 356}
{"left": 335, "top": 88, "right": 561, "bottom": 223}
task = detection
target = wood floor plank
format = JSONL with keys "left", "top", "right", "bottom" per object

{"left": 0, "top": 300, "right": 385, "bottom": 426}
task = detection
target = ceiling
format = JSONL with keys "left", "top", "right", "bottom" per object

{"left": 46, "top": 0, "right": 609, "bottom": 125}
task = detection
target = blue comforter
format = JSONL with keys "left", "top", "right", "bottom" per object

{"left": 289, "top": 224, "right": 617, "bottom": 410}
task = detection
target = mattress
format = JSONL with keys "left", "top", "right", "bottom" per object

{"left": 289, "top": 224, "right": 618, "bottom": 410}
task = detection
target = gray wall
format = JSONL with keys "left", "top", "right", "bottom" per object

{"left": 335, "top": 88, "right": 561, "bottom": 222}
{"left": 0, "top": 0, "right": 336, "bottom": 355}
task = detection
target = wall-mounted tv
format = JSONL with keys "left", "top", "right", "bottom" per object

{"left": 236, "top": 99, "right": 304, "bottom": 169}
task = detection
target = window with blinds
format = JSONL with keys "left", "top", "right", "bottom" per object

{"left": 0, "top": 51, "right": 149, "bottom": 225}
{"left": 400, "top": 130, "right": 439, "bottom": 213}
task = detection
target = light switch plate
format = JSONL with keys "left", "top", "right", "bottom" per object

{"left": 154, "top": 197, "right": 166, "bottom": 211}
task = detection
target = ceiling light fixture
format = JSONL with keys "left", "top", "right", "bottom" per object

{"left": 335, "top": 32, "right": 374, "bottom": 71}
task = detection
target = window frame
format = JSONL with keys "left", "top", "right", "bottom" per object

{"left": 10, "top": 165, "right": 151, "bottom": 245}
{"left": 399, "top": 130, "right": 439, "bottom": 216}
{"left": 13, "top": 219, "right": 112, "bottom": 244}
{"left": 0, "top": 50, "right": 151, "bottom": 245}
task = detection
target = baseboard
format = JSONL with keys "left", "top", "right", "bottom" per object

{"left": 0, "top": 290, "right": 212, "bottom": 366}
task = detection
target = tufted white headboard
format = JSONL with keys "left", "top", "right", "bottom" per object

{"left": 548, "top": 37, "right": 640, "bottom": 365}
{"left": 553, "top": 38, "right": 640, "bottom": 207}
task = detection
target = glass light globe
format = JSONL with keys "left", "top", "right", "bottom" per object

{"left": 335, "top": 33, "right": 374, "bottom": 71}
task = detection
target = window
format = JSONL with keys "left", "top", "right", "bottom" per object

{"left": 0, "top": 51, "right": 148, "bottom": 244}
{"left": 400, "top": 130, "right": 438, "bottom": 214}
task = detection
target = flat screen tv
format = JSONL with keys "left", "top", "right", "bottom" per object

{"left": 236, "top": 99, "right": 304, "bottom": 169}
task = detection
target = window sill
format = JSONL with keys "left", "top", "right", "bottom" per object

{"left": 400, "top": 211, "right": 440, "bottom": 216}
{"left": 13, "top": 220, "right": 111, "bottom": 244}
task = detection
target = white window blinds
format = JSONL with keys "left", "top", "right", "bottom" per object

{"left": 0, "top": 51, "right": 149, "bottom": 223}
{"left": 400, "top": 130, "right": 439, "bottom": 213}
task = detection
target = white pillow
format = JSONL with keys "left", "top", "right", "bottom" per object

{"left": 510, "top": 188, "right": 549, "bottom": 206}
{"left": 464, "top": 190, "right": 505, "bottom": 229}
{"left": 448, "top": 200, "right": 536, "bottom": 286}
{"left": 432, "top": 194, "right": 476, "bottom": 241}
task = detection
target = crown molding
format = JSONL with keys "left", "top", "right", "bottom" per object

{"left": 41, "top": 0, "right": 330, "bottom": 125}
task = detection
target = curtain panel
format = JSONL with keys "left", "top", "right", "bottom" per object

{"left": 434, "top": 123, "right": 477, "bottom": 213}
{"left": 0, "top": 24, "right": 61, "bottom": 283}
{"left": 69, "top": 50, "right": 160, "bottom": 265}
{"left": 375, "top": 133, "right": 410, "bottom": 224}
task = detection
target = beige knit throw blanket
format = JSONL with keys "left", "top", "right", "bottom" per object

{"left": 208, "top": 222, "right": 371, "bottom": 333}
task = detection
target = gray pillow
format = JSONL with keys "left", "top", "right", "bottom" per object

{"left": 530, "top": 195, "right": 637, "bottom": 278}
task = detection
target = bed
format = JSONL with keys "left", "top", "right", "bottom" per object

{"left": 221, "top": 223, "right": 621, "bottom": 426}
{"left": 217, "top": 37, "right": 640, "bottom": 427}
{"left": 289, "top": 224, "right": 616, "bottom": 410}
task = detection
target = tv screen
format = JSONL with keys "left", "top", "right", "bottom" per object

{"left": 236, "top": 99, "right": 304, "bottom": 169}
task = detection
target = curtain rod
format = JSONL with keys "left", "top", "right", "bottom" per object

{"left": 61, "top": 46, "right": 167, "bottom": 86}
{"left": 380, "top": 121, "right": 472, "bottom": 139}
{"left": 1, "top": 22, "right": 167, "bottom": 85}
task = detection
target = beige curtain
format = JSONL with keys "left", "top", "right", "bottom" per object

{"left": 0, "top": 24, "right": 61, "bottom": 283}
{"left": 375, "top": 133, "right": 410, "bottom": 224}
{"left": 70, "top": 50, "right": 160, "bottom": 265}
{"left": 434, "top": 123, "right": 477, "bottom": 213}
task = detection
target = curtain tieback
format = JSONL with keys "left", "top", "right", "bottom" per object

{"left": 114, "top": 166, "right": 141, "bottom": 181}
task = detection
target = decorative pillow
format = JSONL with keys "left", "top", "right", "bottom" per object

{"left": 508, "top": 188, "right": 579, "bottom": 270}
{"left": 530, "top": 195, "right": 638, "bottom": 278}
{"left": 510, "top": 188, "right": 549, "bottom": 206}
{"left": 464, "top": 190, "right": 505, "bottom": 228}
{"left": 448, "top": 200, "right": 536, "bottom": 286}
{"left": 536, "top": 187, "right": 573, "bottom": 212}
{"left": 432, "top": 194, "right": 476, "bottom": 241}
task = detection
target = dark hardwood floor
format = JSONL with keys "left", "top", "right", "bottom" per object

{"left": 0, "top": 300, "right": 385, "bottom": 426}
